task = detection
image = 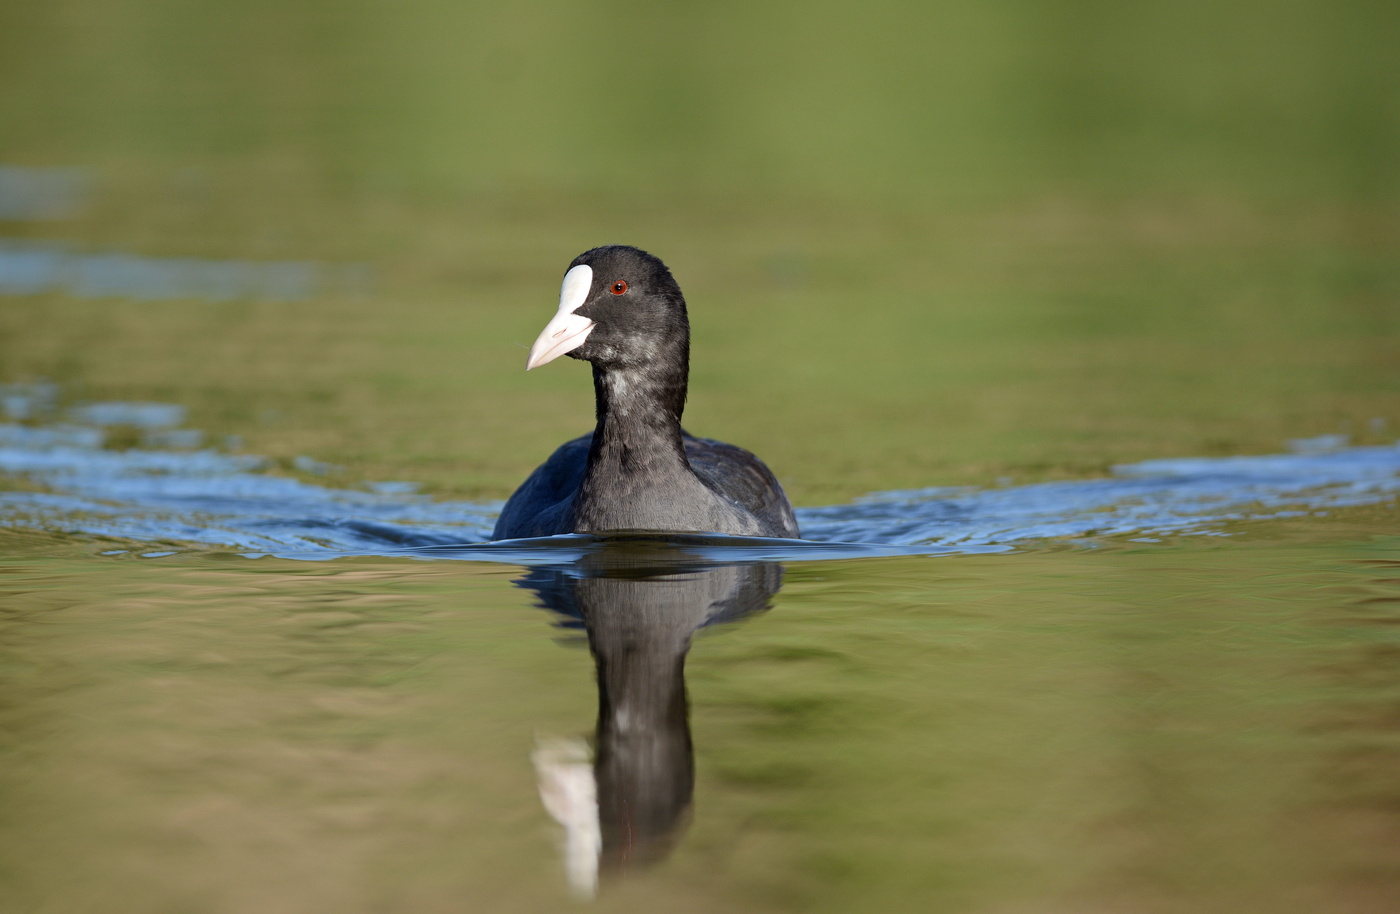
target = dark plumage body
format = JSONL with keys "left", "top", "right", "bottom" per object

{"left": 492, "top": 245, "right": 798, "bottom": 540}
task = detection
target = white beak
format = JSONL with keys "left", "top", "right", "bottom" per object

{"left": 527, "top": 264, "right": 595, "bottom": 370}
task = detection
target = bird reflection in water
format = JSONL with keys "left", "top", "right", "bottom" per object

{"left": 518, "top": 538, "right": 784, "bottom": 898}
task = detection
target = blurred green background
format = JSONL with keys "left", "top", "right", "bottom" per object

{"left": 1, "top": 0, "right": 1396, "bottom": 503}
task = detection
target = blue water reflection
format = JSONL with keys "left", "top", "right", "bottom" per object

{"left": 0, "top": 239, "right": 362, "bottom": 303}
{"left": 0, "top": 166, "right": 90, "bottom": 220}
{"left": 0, "top": 162, "right": 369, "bottom": 303}
{"left": 0, "top": 394, "right": 1396, "bottom": 559}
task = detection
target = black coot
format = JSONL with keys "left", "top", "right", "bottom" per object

{"left": 492, "top": 245, "right": 799, "bottom": 540}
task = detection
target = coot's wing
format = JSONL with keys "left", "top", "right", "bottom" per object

{"left": 491, "top": 433, "right": 592, "bottom": 539}
{"left": 684, "top": 436, "right": 800, "bottom": 538}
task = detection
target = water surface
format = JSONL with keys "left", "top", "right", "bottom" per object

{"left": 2, "top": 407, "right": 1399, "bottom": 912}
{"left": 2, "top": 4, "right": 1397, "bottom": 909}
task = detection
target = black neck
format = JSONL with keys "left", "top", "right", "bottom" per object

{"left": 587, "top": 351, "right": 690, "bottom": 467}
{"left": 574, "top": 333, "right": 704, "bottom": 532}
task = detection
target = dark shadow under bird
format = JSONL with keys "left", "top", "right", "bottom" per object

{"left": 521, "top": 542, "right": 784, "bottom": 885}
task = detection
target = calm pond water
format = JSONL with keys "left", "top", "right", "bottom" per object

{"left": 3, "top": 3, "right": 1398, "bottom": 910}
{"left": 2, "top": 404, "right": 1399, "bottom": 913}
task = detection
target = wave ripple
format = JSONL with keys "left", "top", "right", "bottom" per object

{"left": 1, "top": 414, "right": 1397, "bottom": 557}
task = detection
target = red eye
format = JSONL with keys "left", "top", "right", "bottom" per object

{"left": 610, "top": 280, "right": 628, "bottom": 295}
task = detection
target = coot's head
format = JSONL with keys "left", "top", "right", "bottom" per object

{"left": 526, "top": 245, "right": 689, "bottom": 371}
